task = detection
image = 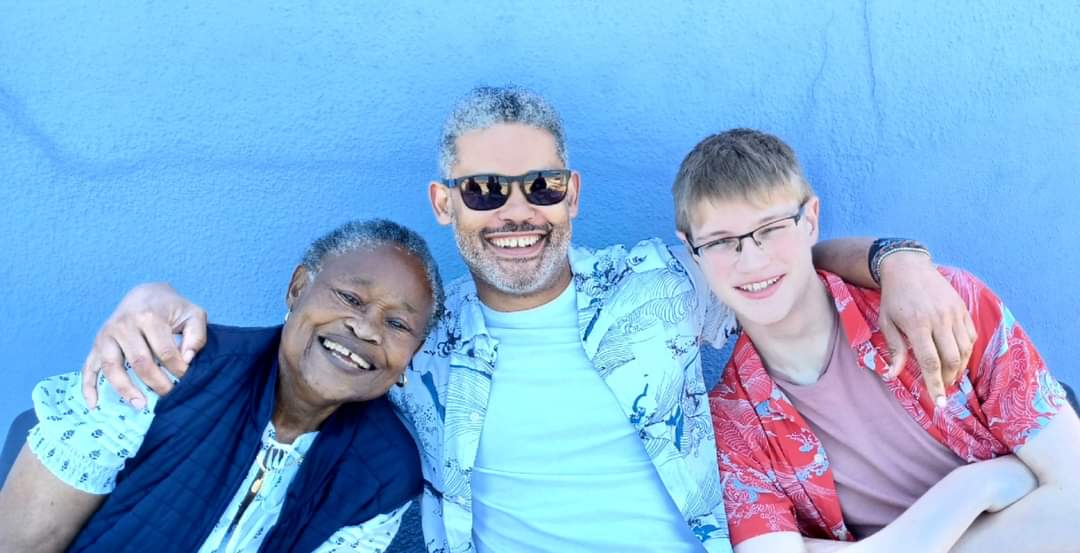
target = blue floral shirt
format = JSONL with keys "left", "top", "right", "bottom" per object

{"left": 389, "top": 239, "right": 738, "bottom": 553}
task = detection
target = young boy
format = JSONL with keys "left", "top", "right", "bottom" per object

{"left": 673, "top": 129, "right": 1080, "bottom": 553}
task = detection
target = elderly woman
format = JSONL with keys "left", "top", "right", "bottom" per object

{"left": 0, "top": 219, "right": 444, "bottom": 553}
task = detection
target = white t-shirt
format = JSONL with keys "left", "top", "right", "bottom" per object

{"left": 470, "top": 283, "right": 702, "bottom": 552}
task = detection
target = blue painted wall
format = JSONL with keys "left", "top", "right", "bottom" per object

{"left": 2, "top": 0, "right": 1078, "bottom": 438}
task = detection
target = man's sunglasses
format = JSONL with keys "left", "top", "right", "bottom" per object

{"left": 442, "top": 170, "right": 571, "bottom": 211}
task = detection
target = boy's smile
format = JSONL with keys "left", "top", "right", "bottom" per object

{"left": 685, "top": 193, "right": 820, "bottom": 330}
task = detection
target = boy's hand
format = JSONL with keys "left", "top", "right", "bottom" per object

{"left": 81, "top": 283, "right": 207, "bottom": 409}
{"left": 878, "top": 252, "right": 977, "bottom": 406}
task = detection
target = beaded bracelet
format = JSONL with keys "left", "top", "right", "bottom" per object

{"left": 868, "top": 238, "right": 931, "bottom": 285}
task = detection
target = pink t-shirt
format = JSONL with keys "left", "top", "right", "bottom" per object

{"left": 712, "top": 269, "right": 1066, "bottom": 545}
{"left": 774, "top": 324, "right": 965, "bottom": 538}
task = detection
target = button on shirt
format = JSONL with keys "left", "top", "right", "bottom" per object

{"left": 390, "top": 239, "right": 738, "bottom": 553}
{"left": 472, "top": 282, "right": 701, "bottom": 552}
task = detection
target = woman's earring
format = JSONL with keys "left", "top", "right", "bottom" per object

{"left": 396, "top": 372, "right": 408, "bottom": 387}
{"left": 284, "top": 310, "right": 291, "bottom": 323}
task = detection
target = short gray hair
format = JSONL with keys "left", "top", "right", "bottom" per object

{"left": 438, "top": 85, "right": 568, "bottom": 178}
{"left": 300, "top": 219, "right": 445, "bottom": 333}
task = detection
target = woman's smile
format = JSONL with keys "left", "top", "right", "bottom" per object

{"left": 318, "top": 336, "right": 375, "bottom": 373}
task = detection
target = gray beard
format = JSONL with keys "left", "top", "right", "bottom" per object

{"left": 453, "top": 223, "right": 572, "bottom": 297}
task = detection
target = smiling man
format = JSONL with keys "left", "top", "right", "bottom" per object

{"left": 79, "top": 86, "right": 977, "bottom": 552}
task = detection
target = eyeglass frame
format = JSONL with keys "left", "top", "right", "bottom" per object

{"left": 688, "top": 200, "right": 808, "bottom": 258}
{"left": 440, "top": 169, "right": 573, "bottom": 211}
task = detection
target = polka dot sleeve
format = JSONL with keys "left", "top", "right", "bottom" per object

{"left": 27, "top": 365, "right": 172, "bottom": 494}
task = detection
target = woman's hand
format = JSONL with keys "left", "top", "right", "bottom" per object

{"left": 80, "top": 283, "right": 207, "bottom": 409}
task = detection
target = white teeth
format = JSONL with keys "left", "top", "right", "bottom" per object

{"left": 320, "top": 338, "right": 372, "bottom": 370}
{"left": 737, "top": 276, "right": 781, "bottom": 293}
{"left": 489, "top": 235, "right": 541, "bottom": 249}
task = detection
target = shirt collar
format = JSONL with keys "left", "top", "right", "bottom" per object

{"left": 732, "top": 270, "right": 891, "bottom": 405}
{"left": 443, "top": 248, "right": 587, "bottom": 366}
{"left": 820, "top": 270, "right": 892, "bottom": 378}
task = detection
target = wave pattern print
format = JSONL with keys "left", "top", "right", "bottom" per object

{"left": 570, "top": 239, "right": 735, "bottom": 550}
{"left": 389, "top": 239, "right": 742, "bottom": 553}
{"left": 709, "top": 268, "right": 1069, "bottom": 545}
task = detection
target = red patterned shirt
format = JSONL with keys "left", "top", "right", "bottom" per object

{"left": 709, "top": 268, "right": 1068, "bottom": 546}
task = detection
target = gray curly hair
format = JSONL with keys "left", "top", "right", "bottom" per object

{"left": 300, "top": 219, "right": 445, "bottom": 333}
{"left": 438, "top": 85, "right": 568, "bottom": 178}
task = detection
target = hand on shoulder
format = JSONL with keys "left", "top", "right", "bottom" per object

{"left": 80, "top": 282, "right": 207, "bottom": 409}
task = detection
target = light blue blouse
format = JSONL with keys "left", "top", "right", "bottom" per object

{"left": 28, "top": 367, "right": 407, "bottom": 553}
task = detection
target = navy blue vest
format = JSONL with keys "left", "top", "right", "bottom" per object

{"left": 70, "top": 324, "right": 421, "bottom": 552}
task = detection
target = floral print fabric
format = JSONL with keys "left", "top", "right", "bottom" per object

{"left": 390, "top": 239, "right": 738, "bottom": 553}
{"left": 710, "top": 268, "right": 1067, "bottom": 546}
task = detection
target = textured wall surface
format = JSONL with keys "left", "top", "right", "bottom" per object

{"left": 1, "top": 0, "right": 1077, "bottom": 505}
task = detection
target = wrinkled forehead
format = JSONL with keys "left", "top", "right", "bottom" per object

{"left": 451, "top": 123, "right": 564, "bottom": 177}
{"left": 317, "top": 246, "right": 433, "bottom": 310}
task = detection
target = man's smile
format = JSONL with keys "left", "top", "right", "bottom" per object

{"left": 483, "top": 231, "right": 548, "bottom": 258}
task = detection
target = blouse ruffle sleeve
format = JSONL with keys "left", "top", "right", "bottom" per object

{"left": 27, "top": 364, "right": 172, "bottom": 494}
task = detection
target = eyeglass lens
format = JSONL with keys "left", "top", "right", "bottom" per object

{"left": 459, "top": 171, "right": 568, "bottom": 210}
{"left": 696, "top": 209, "right": 804, "bottom": 261}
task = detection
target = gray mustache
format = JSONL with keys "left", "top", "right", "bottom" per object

{"left": 482, "top": 223, "right": 553, "bottom": 235}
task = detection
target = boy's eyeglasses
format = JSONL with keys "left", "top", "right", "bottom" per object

{"left": 442, "top": 170, "right": 571, "bottom": 211}
{"left": 690, "top": 202, "right": 807, "bottom": 262}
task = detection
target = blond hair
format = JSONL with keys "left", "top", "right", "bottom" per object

{"left": 672, "top": 128, "right": 813, "bottom": 238}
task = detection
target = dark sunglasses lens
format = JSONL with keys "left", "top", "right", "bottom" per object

{"left": 459, "top": 176, "right": 510, "bottom": 210}
{"left": 525, "top": 171, "right": 568, "bottom": 205}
